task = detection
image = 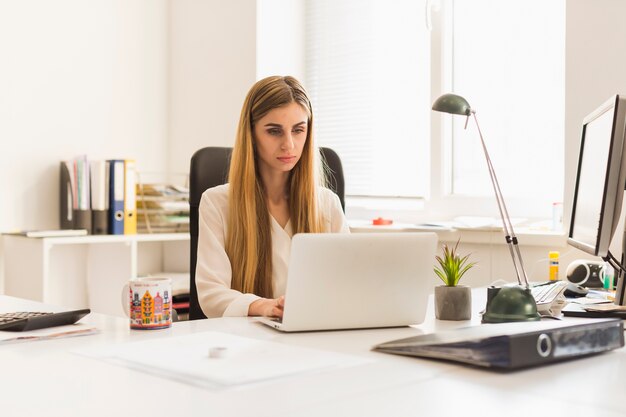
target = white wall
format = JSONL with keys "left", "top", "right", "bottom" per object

{"left": 167, "top": 0, "right": 257, "bottom": 176}
{"left": 0, "top": 0, "right": 260, "bottom": 230}
{"left": 256, "top": 0, "right": 305, "bottom": 81}
{"left": 0, "top": 0, "right": 168, "bottom": 293}
{"left": 564, "top": 0, "right": 626, "bottom": 229}
{"left": 0, "top": 0, "right": 168, "bottom": 231}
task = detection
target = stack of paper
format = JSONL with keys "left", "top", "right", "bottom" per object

{"left": 136, "top": 182, "right": 190, "bottom": 233}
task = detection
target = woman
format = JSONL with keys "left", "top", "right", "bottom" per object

{"left": 196, "top": 76, "right": 349, "bottom": 319}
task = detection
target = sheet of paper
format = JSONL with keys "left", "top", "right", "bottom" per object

{"left": 584, "top": 303, "right": 626, "bottom": 312}
{"left": 0, "top": 324, "right": 99, "bottom": 344}
{"left": 75, "top": 331, "right": 370, "bottom": 389}
{"left": 569, "top": 297, "right": 611, "bottom": 305}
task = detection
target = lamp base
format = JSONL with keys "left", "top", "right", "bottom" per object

{"left": 482, "top": 285, "right": 541, "bottom": 323}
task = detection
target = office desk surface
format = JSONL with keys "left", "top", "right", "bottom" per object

{"left": 1, "top": 294, "right": 624, "bottom": 417}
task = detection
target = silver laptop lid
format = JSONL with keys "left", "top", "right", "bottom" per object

{"left": 278, "top": 232, "right": 438, "bottom": 331}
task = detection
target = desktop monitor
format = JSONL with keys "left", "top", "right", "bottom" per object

{"left": 568, "top": 95, "right": 626, "bottom": 258}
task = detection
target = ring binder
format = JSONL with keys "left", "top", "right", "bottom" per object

{"left": 60, "top": 158, "right": 93, "bottom": 234}
{"left": 73, "top": 209, "right": 92, "bottom": 234}
{"left": 91, "top": 210, "right": 108, "bottom": 235}
{"left": 60, "top": 162, "right": 74, "bottom": 230}
{"left": 90, "top": 160, "right": 109, "bottom": 235}
{"left": 373, "top": 318, "right": 624, "bottom": 370}
{"left": 109, "top": 160, "right": 125, "bottom": 235}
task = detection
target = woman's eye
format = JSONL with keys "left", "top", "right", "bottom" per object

{"left": 293, "top": 128, "right": 306, "bottom": 135}
{"left": 267, "top": 128, "right": 282, "bottom": 136}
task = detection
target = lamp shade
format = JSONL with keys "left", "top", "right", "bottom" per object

{"left": 432, "top": 93, "right": 472, "bottom": 116}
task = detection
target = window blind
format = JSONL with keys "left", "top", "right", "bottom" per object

{"left": 305, "top": 0, "right": 431, "bottom": 198}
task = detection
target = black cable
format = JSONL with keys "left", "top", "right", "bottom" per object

{"left": 603, "top": 254, "right": 618, "bottom": 271}
{"left": 605, "top": 251, "right": 626, "bottom": 273}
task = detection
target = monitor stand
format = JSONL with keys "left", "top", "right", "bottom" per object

{"left": 614, "top": 229, "right": 626, "bottom": 306}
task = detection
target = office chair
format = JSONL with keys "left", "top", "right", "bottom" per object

{"left": 189, "top": 146, "right": 345, "bottom": 320}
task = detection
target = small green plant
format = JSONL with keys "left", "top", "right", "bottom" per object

{"left": 434, "top": 239, "right": 476, "bottom": 286}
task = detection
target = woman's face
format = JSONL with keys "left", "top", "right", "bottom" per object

{"left": 253, "top": 101, "right": 308, "bottom": 176}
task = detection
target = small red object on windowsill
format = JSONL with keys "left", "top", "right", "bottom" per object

{"left": 372, "top": 217, "right": 393, "bottom": 226}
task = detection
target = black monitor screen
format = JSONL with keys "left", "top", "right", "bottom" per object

{"left": 569, "top": 95, "right": 626, "bottom": 257}
{"left": 571, "top": 109, "right": 613, "bottom": 248}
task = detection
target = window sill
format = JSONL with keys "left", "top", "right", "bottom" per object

{"left": 348, "top": 219, "right": 568, "bottom": 248}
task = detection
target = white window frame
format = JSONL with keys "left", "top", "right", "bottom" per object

{"left": 431, "top": 0, "right": 563, "bottom": 224}
{"left": 258, "top": 0, "right": 564, "bottom": 226}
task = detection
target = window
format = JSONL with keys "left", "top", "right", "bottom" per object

{"left": 446, "top": 0, "right": 565, "bottom": 219}
{"left": 305, "top": 0, "right": 431, "bottom": 198}
{"left": 302, "top": 0, "right": 565, "bottom": 220}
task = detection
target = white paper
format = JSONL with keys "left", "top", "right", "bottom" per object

{"left": 75, "top": 331, "right": 370, "bottom": 389}
{"left": 0, "top": 324, "right": 99, "bottom": 344}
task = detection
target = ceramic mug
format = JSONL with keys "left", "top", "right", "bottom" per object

{"left": 123, "top": 277, "right": 173, "bottom": 330}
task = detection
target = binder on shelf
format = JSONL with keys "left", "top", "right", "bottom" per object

{"left": 60, "top": 162, "right": 74, "bottom": 230}
{"left": 76, "top": 156, "right": 90, "bottom": 214}
{"left": 92, "top": 209, "right": 108, "bottom": 235}
{"left": 75, "top": 156, "right": 92, "bottom": 233}
{"left": 373, "top": 318, "right": 624, "bottom": 370}
{"left": 124, "top": 159, "right": 137, "bottom": 235}
{"left": 60, "top": 158, "right": 91, "bottom": 233}
{"left": 73, "top": 209, "right": 92, "bottom": 232}
{"left": 108, "top": 160, "right": 125, "bottom": 235}
{"left": 90, "top": 160, "right": 109, "bottom": 235}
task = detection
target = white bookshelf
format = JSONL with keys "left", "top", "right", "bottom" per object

{"left": 2, "top": 233, "right": 190, "bottom": 317}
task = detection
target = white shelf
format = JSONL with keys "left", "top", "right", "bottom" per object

{"left": 18, "top": 232, "right": 189, "bottom": 245}
{"left": 3, "top": 233, "right": 190, "bottom": 317}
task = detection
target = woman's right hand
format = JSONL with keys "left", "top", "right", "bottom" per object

{"left": 248, "top": 296, "right": 285, "bottom": 318}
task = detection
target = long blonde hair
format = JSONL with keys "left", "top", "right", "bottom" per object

{"left": 226, "top": 76, "right": 326, "bottom": 298}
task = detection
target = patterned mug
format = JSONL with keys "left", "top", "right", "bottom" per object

{"left": 123, "top": 277, "right": 173, "bottom": 330}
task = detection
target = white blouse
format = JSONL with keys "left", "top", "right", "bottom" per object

{"left": 195, "top": 184, "right": 349, "bottom": 318}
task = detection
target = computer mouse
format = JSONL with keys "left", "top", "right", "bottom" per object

{"left": 563, "top": 282, "right": 589, "bottom": 298}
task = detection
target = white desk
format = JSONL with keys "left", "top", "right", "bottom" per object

{"left": 1, "top": 294, "right": 624, "bottom": 417}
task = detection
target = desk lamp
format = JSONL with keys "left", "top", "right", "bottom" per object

{"left": 431, "top": 93, "right": 540, "bottom": 323}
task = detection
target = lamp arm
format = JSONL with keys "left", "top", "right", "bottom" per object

{"left": 471, "top": 113, "right": 530, "bottom": 287}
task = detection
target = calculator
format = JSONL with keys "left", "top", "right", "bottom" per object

{"left": 0, "top": 309, "right": 91, "bottom": 331}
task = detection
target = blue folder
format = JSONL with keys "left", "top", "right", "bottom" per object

{"left": 108, "top": 159, "right": 125, "bottom": 235}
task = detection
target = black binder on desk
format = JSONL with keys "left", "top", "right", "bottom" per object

{"left": 373, "top": 319, "right": 623, "bottom": 370}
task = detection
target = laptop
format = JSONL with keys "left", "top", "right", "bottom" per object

{"left": 257, "top": 232, "right": 438, "bottom": 332}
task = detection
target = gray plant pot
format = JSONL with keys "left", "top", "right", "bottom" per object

{"left": 435, "top": 285, "right": 472, "bottom": 321}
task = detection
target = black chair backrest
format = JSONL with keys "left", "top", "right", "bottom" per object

{"left": 188, "top": 146, "right": 344, "bottom": 320}
{"left": 319, "top": 147, "right": 345, "bottom": 212}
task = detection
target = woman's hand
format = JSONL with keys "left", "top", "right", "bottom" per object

{"left": 248, "top": 296, "right": 285, "bottom": 318}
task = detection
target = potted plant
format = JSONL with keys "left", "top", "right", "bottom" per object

{"left": 433, "top": 239, "right": 476, "bottom": 320}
